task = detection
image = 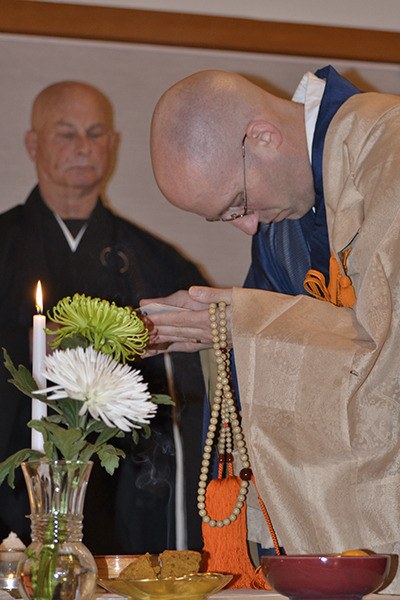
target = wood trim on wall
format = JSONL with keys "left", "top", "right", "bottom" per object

{"left": 2, "top": 1, "right": 400, "bottom": 64}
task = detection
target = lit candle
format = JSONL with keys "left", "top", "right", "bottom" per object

{"left": 32, "top": 280, "right": 47, "bottom": 452}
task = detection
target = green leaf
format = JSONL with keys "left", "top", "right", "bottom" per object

{"left": 83, "top": 419, "right": 125, "bottom": 444}
{"left": 141, "top": 424, "right": 152, "bottom": 439}
{"left": 58, "top": 333, "right": 89, "bottom": 351}
{"left": 78, "top": 442, "right": 97, "bottom": 463}
{"left": 44, "top": 414, "right": 64, "bottom": 424}
{"left": 3, "top": 348, "right": 43, "bottom": 399}
{"left": 43, "top": 440, "right": 58, "bottom": 461}
{"left": 0, "top": 449, "right": 42, "bottom": 488}
{"left": 31, "top": 422, "right": 86, "bottom": 461}
{"left": 92, "top": 426, "right": 121, "bottom": 447}
{"left": 151, "top": 394, "right": 174, "bottom": 405}
{"left": 83, "top": 418, "right": 112, "bottom": 436}
{"left": 54, "top": 397, "right": 82, "bottom": 428}
{"left": 97, "top": 445, "right": 125, "bottom": 476}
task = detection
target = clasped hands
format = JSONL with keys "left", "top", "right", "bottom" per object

{"left": 140, "top": 286, "right": 233, "bottom": 354}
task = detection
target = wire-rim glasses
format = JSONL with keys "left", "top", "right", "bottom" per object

{"left": 206, "top": 134, "right": 251, "bottom": 222}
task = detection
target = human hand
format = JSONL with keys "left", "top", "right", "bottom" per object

{"left": 140, "top": 286, "right": 233, "bottom": 354}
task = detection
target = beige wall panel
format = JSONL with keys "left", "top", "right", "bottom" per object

{"left": 29, "top": 0, "right": 400, "bottom": 32}
{"left": 1, "top": 33, "right": 399, "bottom": 287}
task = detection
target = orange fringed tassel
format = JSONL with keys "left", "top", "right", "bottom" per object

{"left": 201, "top": 475, "right": 270, "bottom": 590}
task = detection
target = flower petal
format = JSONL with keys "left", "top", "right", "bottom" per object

{"left": 36, "top": 346, "right": 157, "bottom": 431}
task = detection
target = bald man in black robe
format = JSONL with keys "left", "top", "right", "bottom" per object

{"left": 0, "top": 81, "right": 206, "bottom": 554}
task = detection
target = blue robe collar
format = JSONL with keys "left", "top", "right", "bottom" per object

{"left": 244, "top": 66, "right": 361, "bottom": 294}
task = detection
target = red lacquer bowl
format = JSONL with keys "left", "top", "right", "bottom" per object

{"left": 261, "top": 554, "right": 391, "bottom": 600}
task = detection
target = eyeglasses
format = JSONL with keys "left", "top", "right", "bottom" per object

{"left": 206, "top": 134, "right": 253, "bottom": 222}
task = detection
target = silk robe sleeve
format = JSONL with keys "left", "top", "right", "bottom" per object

{"left": 231, "top": 93, "right": 400, "bottom": 591}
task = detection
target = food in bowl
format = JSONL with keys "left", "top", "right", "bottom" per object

{"left": 99, "top": 571, "right": 232, "bottom": 599}
{"left": 340, "top": 549, "right": 370, "bottom": 556}
{"left": 98, "top": 551, "right": 230, "bottom": 600}
{"left": 159, "top": 550, "right": 202, "bottom": 578}
{"left": 119, "top": 550, "right": 202, "bottom": 579}
{"left": 119, "top": 553, "right": 158, "bottom": 579}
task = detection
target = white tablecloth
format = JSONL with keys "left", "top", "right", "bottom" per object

{"left": 95, "top": 591, "right": 400, "bottom": 600}
{"left": 210, "top": 594, "right": 398, "bottom": 600}
{"left": 1, "top": 591, "right": 397, "bottom": 600}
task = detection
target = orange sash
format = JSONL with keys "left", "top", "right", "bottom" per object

{"left": 303, "top": 249, "right": 356, "bottom": 308}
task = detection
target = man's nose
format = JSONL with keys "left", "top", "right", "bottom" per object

{"left": 231, "top": 212, "right": 259, "bottom": 235}
{"left": 75, "top": 134, "right": 92, "bottom": 154}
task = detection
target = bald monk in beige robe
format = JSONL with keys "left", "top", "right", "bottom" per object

{"left": 142, "top": 68, "right": 400, "bottom": 591}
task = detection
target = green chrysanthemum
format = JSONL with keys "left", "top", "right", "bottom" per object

{"left": 47, "top": 294, "right": 149, "bottom": 363}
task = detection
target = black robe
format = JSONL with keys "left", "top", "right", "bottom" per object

{"left": 0, "top": 187, "right": 207, "bottom": 554}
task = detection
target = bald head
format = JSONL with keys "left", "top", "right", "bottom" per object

{"left": 152, "top": 71, "right": 264, "bottom": 160}
{"left": 31, "top": 81, "right": 114, "bottom": 132}
{"left": 25, "top": 81, "right": 116, "bottom": 218}
{"left": 151, "top": 71, "right": 268, "bottom": 209}
{"left": 150, "top": 70, "right": 312, "bottom": 226}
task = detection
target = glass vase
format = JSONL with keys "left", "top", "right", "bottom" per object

{"left": 18, "top": 460, "right": 97, "bottom": 600}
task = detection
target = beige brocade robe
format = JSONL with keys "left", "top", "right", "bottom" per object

{"left": 232, "top": 93, "right": 400, "bottom": 590}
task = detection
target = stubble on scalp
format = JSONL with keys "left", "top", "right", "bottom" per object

{"left": 150, "top": 70, "right": 261, "bottom": 208}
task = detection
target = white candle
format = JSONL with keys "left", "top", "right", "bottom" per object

{"left": 32, "top": 280, "right": 47, "bottom": 452}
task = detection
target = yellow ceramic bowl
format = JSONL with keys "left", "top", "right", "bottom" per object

{"left": 99, "top": 572, "right": 232, "bottom": 600}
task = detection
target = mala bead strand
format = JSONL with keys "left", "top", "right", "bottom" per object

{"left": 198, "top": 301, "right": 252, "bottom": 528}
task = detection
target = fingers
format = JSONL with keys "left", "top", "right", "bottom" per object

{"left": 141, "top": 287, "right": 233, "bottom": 311}
{"left": 140, "top": 289, "right": 187, "bottom": 307}
{"left": 148, "top": 307, "right": 209, "bottom": 330}
{"left": 150, "top": 329, "right": 210, "bottom": 345}
{"left": 145, "top": 338, "right": 210, "bottom": 356}
{"left": 188, "top": 286, "right": 233, "bottom": 305}
{"left": 140, "top": 289, "right": 205, "bottom": 311}
{"left": 147, "top": 320, "right": 212, "bottom": 352}
{"left": 139, "top": 287, "right": 234, "bottom": 357}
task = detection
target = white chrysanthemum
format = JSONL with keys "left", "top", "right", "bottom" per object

{"left": 36, "top": 346, "right": 157, "bottom": 431}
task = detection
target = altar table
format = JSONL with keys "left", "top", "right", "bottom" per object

{"left": 96, "top": 592, "right": 399, "bottom": 600}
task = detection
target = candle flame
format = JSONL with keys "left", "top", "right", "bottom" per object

{"left": 35, "top": 280, "right": 43, "bottom": 314}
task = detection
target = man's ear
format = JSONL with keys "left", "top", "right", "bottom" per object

{"left": 245, "top": 120, "right": 282, "bottom": 149}
{"left": 24, "top": 130, "right": 38, "bottom": 161}
{"left": 107, "top": 129, "right": 117, "bottom": 147}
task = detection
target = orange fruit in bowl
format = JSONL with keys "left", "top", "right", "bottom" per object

{"left": 340, "top": 549, "right": 370, "bottom": 556}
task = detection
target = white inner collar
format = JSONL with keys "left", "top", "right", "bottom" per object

{"left": 54, "top": 212, "right": 88, "bottom": 252}
{"left": 292, "top": 71, "right": 326, "bottom": 161}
